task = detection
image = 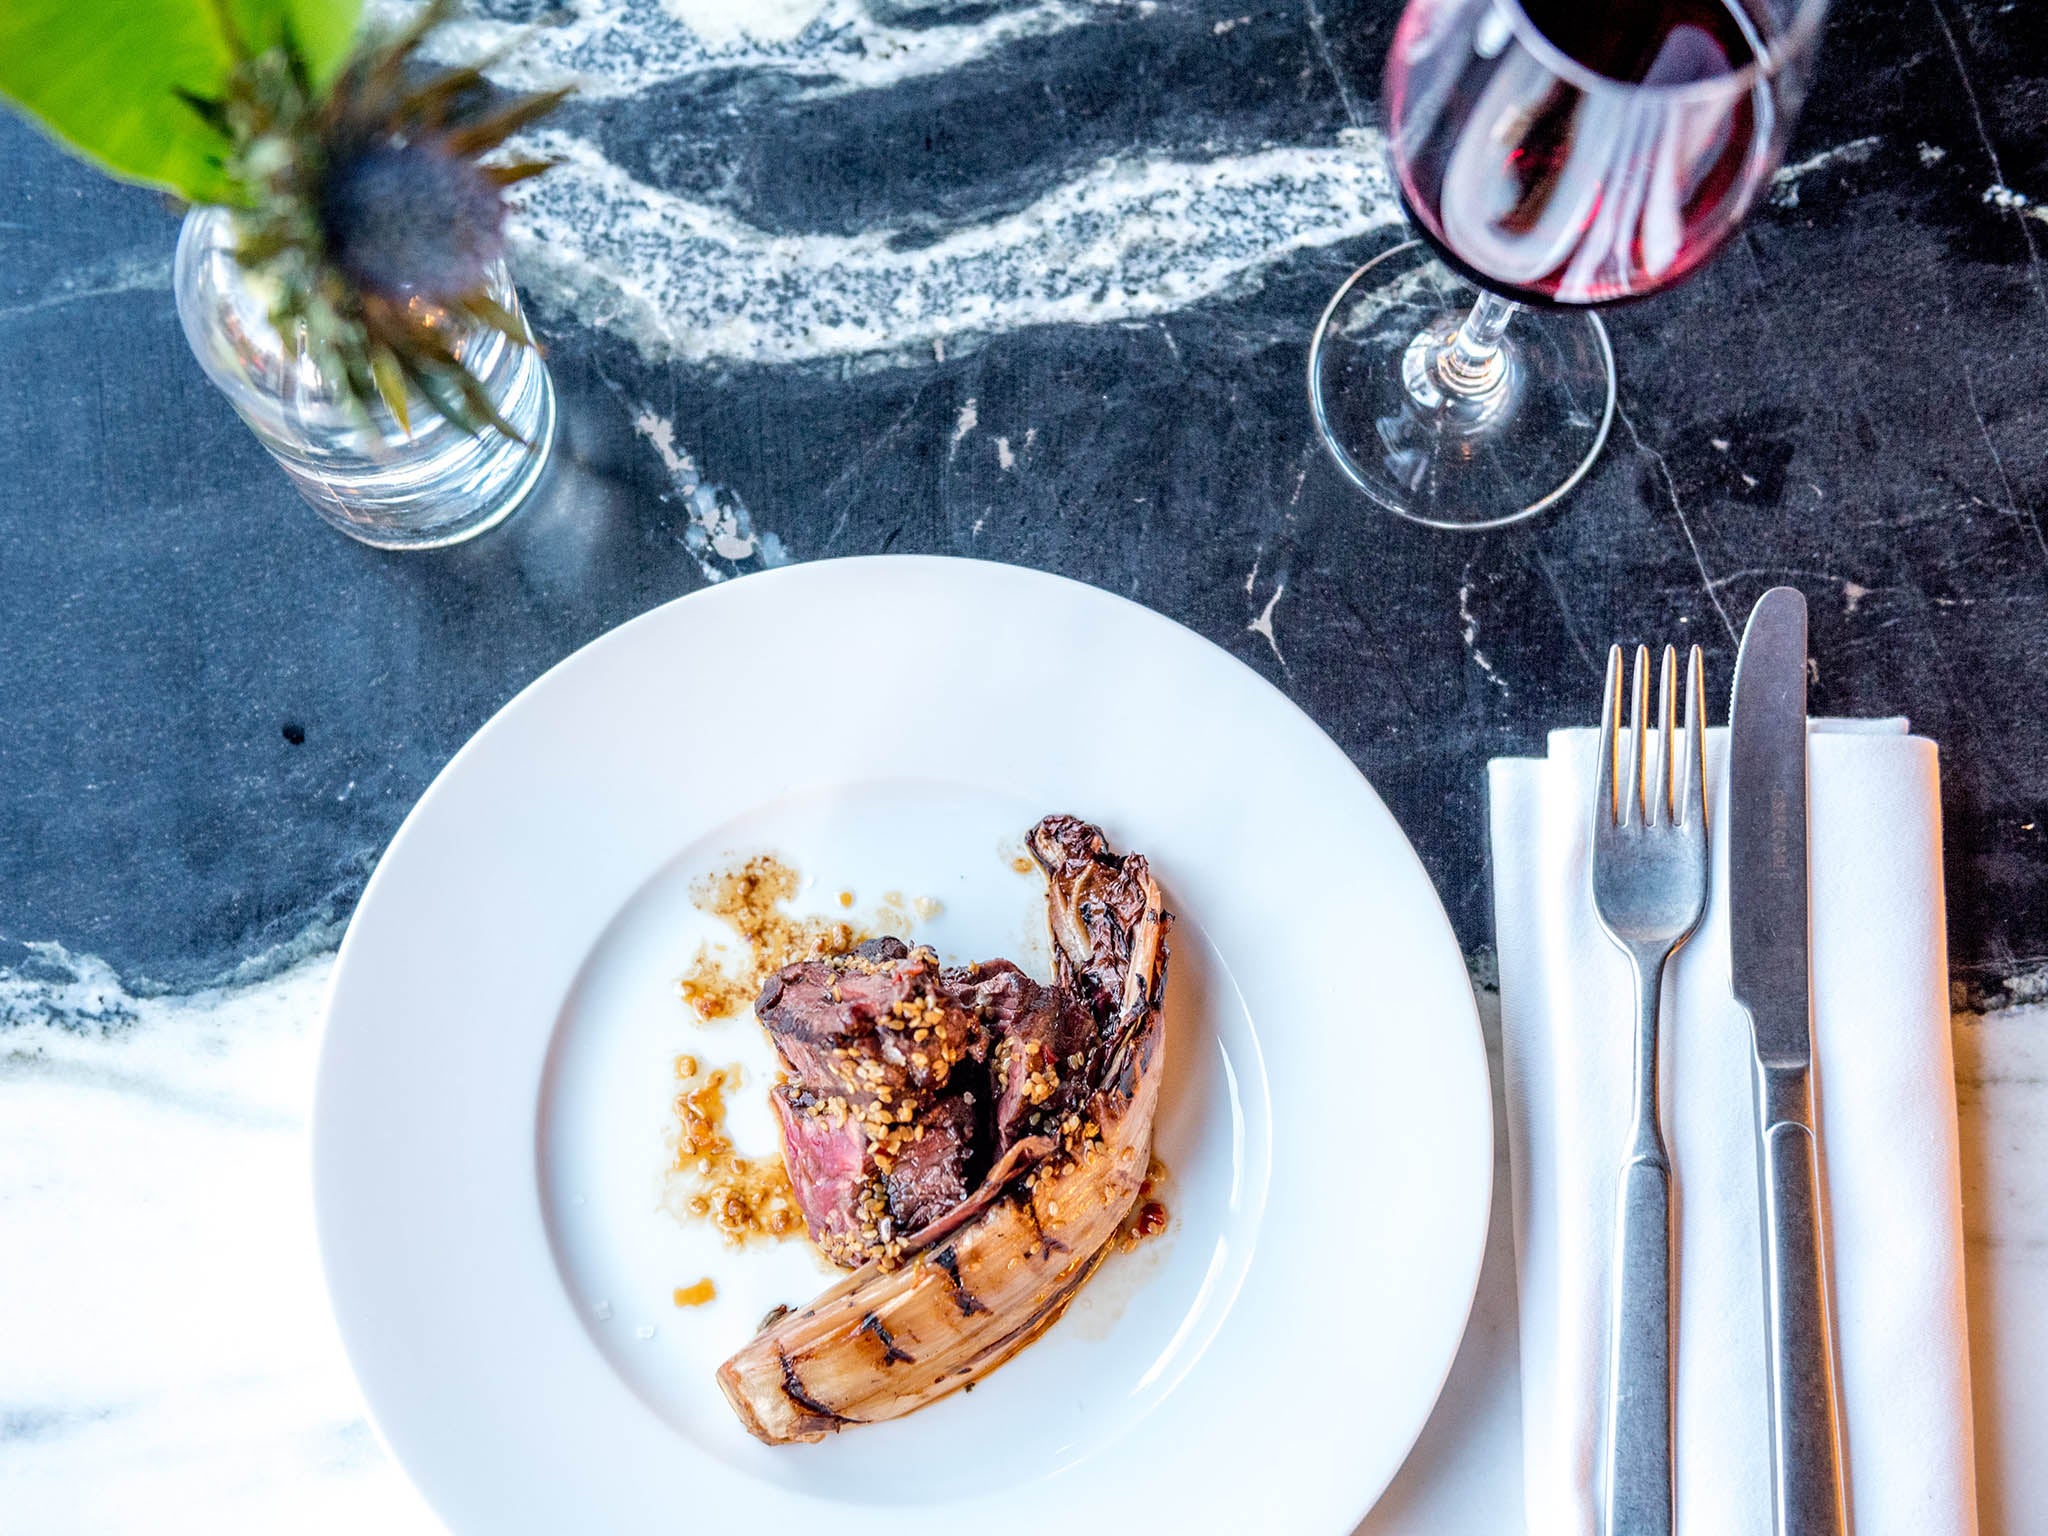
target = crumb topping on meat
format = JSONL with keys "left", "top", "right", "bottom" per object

{"left": 755, "top": 818, "right": 1163, "bottom": 1272}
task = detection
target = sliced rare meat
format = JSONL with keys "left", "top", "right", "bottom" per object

{"left": 945, "top": 959, "right": 1097, "bottom": 1154}
{"left": 750, "top": 816, "right": 1167, "bottom": 1273}
{"left": 754, "top": 939, "right": 991, "bottom": 1264}
{"left": 881, "top": 1090, "right": 980, "bottom": 1234}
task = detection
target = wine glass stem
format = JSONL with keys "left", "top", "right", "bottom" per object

{"left": 1439, "top": 290, "right": 1519, "bottom": 397}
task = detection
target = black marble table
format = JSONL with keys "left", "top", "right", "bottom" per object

{"left": 2, "top": 1, "right": 2043, "bottom": 1528}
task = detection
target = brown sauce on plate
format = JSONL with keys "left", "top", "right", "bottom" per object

{"left": 665, "top": 1056, "right": 802, "bottom": 1245}
{"left": 672, "top": 1278, "right": 717, "bottom": 1307}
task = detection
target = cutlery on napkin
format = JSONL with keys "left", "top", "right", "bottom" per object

{"left": 1489, "top": 718, "right": 1977, "bottom": 1536}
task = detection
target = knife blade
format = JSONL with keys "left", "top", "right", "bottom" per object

{"left": 1726, "top": 585, "right": 1849, "bottom": 1536}
{"left": 1728, "top": 586, "right": 1812, "bottom": 1068}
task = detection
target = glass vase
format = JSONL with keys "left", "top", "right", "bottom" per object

{"left": 173, "top": 205, "right": 556, "bottom": 550}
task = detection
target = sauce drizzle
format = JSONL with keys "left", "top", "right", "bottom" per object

{"left": 662, "top": 1055, "right": 802, "bottom": 1245}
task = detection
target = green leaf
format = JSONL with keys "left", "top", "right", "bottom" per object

{"left": 0, "top": 0, "right": 361, "bottom": 204}
{"left": 369, "top": 347, "right": 412, "bottom": 437}
{"left": 463, "top": 292, "right": 534, "bottom": 348}
{"left": 484, "top": 158, "right": 557, "bottom": 189}
{"left": 278, "top": 0, "right": 363, "bottom": 89}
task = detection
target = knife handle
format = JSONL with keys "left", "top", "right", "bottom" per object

{"left": 1755, "top": 1062, "right": 1849, "bottom": 1536}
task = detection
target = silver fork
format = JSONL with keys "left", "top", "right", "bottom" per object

{"left": 1591, "top": 643, "right": 1709, "bottom": 1536}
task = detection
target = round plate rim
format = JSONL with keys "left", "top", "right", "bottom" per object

{"left": 311, "top": 553, "right": 1492, "bottom": 1534}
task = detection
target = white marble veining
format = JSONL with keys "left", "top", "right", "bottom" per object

{"left": 0, "top": 251, "right": 171, "bottom": 327}
{"left": 629, "top": 406, "right": 792, "bottom": 578}
{"left": 2, "top": 946, "right": 2040, "bottom": 1534}
{"left": 365, "top": 0, "right": 1407, "bottom": 369}
{"left": 1768, "top": 136, "right": 1883, "bottom": 208}
{"left": 0, "top": 946, "right": 434, "bottom": 1535}
{"left": 385, "top": 0, "right": 1146, "bottom": 99}
{"left": 508, "top": 128, "right": 1398, "bottom": 368}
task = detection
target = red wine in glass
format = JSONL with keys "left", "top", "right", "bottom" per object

{"left": 1307, "top": 0, "right": 1825, "bottom": 530}
{"left": 1387, "top": 0, "right": 1787, "bottom": 307}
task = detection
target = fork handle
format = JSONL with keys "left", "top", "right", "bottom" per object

{"left": 1755, "top": 1061, "right": 1849, "bottom": 1536}
{"left": 1605, "top": 1151, "right": 1672, "bottom": 1535}
{"left": 1603, "top": 952, "right": 1673, "bottom": 1536}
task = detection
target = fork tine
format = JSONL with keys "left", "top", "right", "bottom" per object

{"left": 1683, "top": 644, "right": 1707, "bottom": 828}
{"left": 1627, "top": 644, "right": 1650, "bottom": 827}
{"left": 1656, "top": 644, "right": 1678, "bottom": 827}
{"left": 1597, "top": 644, "right": 1622, "bottom": 826}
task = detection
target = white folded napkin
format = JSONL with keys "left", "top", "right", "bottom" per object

{"left": 1489, "top": 721, "right": 1977, "bottom": 1535}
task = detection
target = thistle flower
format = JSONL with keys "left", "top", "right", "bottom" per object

{"left": 183, "top": 1, "right": 567, "bottom": 439}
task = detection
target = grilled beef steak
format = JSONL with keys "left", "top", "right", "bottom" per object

{"left": 756, "top": 937, "right": 992, "bottom": 1265}
{"left": 721, "top": 814, "right": 1169, "bottom": 1442}
{"left": 961, "top": 959, "right": 1096, "bottom": 1156}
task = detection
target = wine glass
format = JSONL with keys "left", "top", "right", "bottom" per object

{"left": 1309, "top": 0, "right": 1830, "bottom": 529}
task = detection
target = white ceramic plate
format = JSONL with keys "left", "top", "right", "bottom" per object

{"left": 313, "top": 556, "right": 1490, "bottom": 1534}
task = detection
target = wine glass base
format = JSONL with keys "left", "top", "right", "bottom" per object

{"left": 1308, "top": 240, "right": 1616, "bottom": 531}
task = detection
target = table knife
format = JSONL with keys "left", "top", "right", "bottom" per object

{"left": 1727, "top": 586, "right": 1850, "bottom": 1536}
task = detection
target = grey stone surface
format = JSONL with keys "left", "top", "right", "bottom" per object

{"left": 1, "top": 0, "right": 2043, "bottom": 1008}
